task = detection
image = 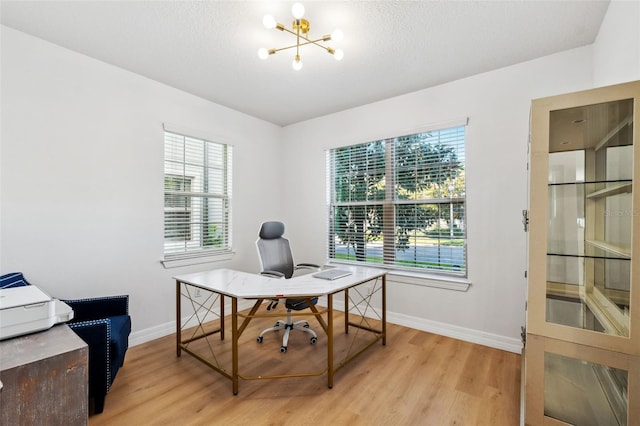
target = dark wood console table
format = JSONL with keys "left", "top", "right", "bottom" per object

{"left": 0, "top": 324, "right": 88, "bottom": 425}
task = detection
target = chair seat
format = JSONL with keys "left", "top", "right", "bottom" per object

{"left": 285, "top": 297, "right": 319, "bottom": 310}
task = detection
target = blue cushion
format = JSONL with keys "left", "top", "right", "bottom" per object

{"left": 0, "top": 272, "right": 30, "bottom": 289}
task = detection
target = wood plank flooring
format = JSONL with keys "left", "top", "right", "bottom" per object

{"left": 89, "top": 312, "right": 521, "bottom": 426}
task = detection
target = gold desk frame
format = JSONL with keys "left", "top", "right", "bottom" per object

{"left": 175, "top": 273, "right": 386, "bottom": 394}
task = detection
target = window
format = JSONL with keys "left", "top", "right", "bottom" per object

{"left": 327, "top": 123, "right": 466, "bottom": 276}
{"left": 164, "top": 131, "right": 232, "bottom": 260}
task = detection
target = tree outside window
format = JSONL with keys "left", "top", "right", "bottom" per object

{"left": 328, "top": 125, "right": 466, "bottom": 275}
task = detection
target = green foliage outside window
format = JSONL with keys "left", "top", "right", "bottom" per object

{"left": 330, "top": 126, "right": 466, "bottom": 273}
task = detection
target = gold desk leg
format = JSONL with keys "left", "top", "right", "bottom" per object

{"left": 176, "top": 280, "right": 181, "bottom": 357}
{"left": 232, "top": 297, "right": 238, "bottom": 395}
{"left": 382, "top": 275, "right": 387, "bottom": 345}
{"left": 344, "top": 288, "right": 349, "bottom": 335}
{"left": 327, "top": 293, "right": 334, "bottom": 389}
{"left": 220, "top": 294, "right": 225, "bottom": 340}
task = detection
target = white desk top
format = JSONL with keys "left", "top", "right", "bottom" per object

{"left": 173, "top": 266, "right": 386, "bottom": 299}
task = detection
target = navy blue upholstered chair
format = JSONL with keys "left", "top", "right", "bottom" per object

{"left": 255, "top": 221, "right": 320, "bottom": 353}
{"left": 62, "top": 295, "right": 131, "bottom": 414}
{"left": 0, "top": 272, "right": 131, "bottom": 414}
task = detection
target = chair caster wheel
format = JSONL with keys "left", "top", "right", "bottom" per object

{"left": 303, "top": 323, "right": 310, "bottom": 328}
{"left": 280, "top": 346, "right": 287, "bottom": 353}
{"left": 274, "top": 322, "right": 280, "bottom": 327}
{"left": 310, "top": 337, "right": 317, "bottom": 344}
{"left": 257, "top": 336, "right": 263, "bottom": 343}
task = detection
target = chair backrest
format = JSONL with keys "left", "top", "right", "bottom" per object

{"left": 256, "top": 221, "right": 295, "bottom": 278}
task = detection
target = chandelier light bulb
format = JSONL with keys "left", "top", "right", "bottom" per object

{"left": 262, "top": 14, "right": 277, "bottom": 29}
{"left": 292, "top": 56, "right": 303, "bottom": 71}
{"left": 291, "top": 2, "right": 305, "bottom": 19}
{"left": 331, "top": 29, "right": 344, "bottom": 42}
{"left": 334, "top": 49, "right": 344, "bottom": 61}
{"left": 258, "top": 48, "right": 269, "bottom": 60}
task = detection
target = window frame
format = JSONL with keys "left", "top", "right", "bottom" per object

{"left": 326, "top": 119, "right": 468, "bottom": 279}
{"left": 162, "top": 128, "right": 233, "bottom": 268}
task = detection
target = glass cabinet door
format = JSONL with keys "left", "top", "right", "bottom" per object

{"left": 524, "top": 334, "right": 639, "bottom": 426}
{"left": 546, "top": 98, "right": 633, "bottom": 338}
{"left": 544, "top": 352, "right": 628, "bottom": 425}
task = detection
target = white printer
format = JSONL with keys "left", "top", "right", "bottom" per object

{"left": 0, "top": 285, "right": 74, "bottom": 340}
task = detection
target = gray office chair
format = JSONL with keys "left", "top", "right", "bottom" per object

{"left": 255, "top": 221, "right": 320, "bottom": 353}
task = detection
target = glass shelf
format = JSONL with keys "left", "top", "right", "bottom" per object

{"left": 547, "top": 244, "right": 631, "bottom": 259}
{"left": 586, "top": 181, "right": 633, "bottom": 199}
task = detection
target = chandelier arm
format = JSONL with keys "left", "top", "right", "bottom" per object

{"left": 296, "top": 19, "right": 301, "bottom": 59}
{"left": 306, "top": 40, "right": 334, "bottom": 53}
{"left": 277, "top": 26, "right": 331, "bottom": 44}
{"left": 276, "top": 27, "right": 330, "bottom": 45}
{"left": 293, "top": 33, "right": 334, "bottom": 54}
{"left": 269, "top": 44, "right": 299, "bottom": 54}
{"left": 278, "top": 26, "right": 298, "bottom": 37}
{"left": 269, "top": 37, "right": 333, "bottom": 53}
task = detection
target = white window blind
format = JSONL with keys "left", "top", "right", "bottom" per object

{"left": 164, "top": 131, "right": 232, "bottom": 259}
{"left": 327, "top": 124, "right": 466, "bottom": 276}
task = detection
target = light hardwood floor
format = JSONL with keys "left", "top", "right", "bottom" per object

{"left": 89, "top": 312, "right": 521, "bottom": 426}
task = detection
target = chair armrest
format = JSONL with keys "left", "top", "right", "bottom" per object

{"left": 295, "top": 263, "right": 320, "bottom": 270}
{"left": 63, "top": 295, "right": 129, "bottom": 323}
{"left": 261, "top": 271, "right": 285, "bottom": 278}
{"left": 67, "top": 319, "right": 112, "bottom": 393}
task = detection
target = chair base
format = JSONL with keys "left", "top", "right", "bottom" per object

{"left": 256, "top": 310, "right": 318, "bottom": 353}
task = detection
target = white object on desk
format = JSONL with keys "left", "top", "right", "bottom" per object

{"left": 0, "top": 285, "right": 74, "bottom": 340}
{"left": 312, "top": 269, "right": 352, "bottom": 280}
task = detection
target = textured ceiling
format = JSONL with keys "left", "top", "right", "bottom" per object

{"left": 1, "top": 1, "right": 610, "bottom": 126}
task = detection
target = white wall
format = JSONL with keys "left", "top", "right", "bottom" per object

{"left": 593, "top": 0, "right": 640, "bottom": 86}
{"left": 2, "top": 3, "right": 638, "bottom": 353}
{"left": 281, "top": 47, "right": 596, "bottom": 352}
{"left": 0, "top": 26, "right": 283, "bottom": 341}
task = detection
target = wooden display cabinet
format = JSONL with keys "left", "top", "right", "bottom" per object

{"left": 526, "top": 80, "right": 640, "bottom": 425}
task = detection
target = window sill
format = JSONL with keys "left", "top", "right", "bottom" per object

{"left": 387, "top": 270, "right": 471, "bottom": 292}
{"left": 326, "top": 261, "right": 471, "bottom": 292}
{"left": 162, "top": 251, "right": 234, "bottom": 269}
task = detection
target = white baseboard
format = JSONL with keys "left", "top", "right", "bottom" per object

{"left": 129, "top": 301, "right": 523, "bottom": 354}
{"left": 387, "top": 311, "right": 523, "bottom": 354}
{"left": 129, "top": 320, "right": 176, "bottom": 347}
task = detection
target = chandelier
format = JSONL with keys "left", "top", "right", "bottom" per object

{"left": 258, "top": 2, "right": 344, "bottom": 71}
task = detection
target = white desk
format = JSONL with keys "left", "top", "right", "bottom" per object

{"left": 174, "top": 266, "right": 386, "bottom": 394}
